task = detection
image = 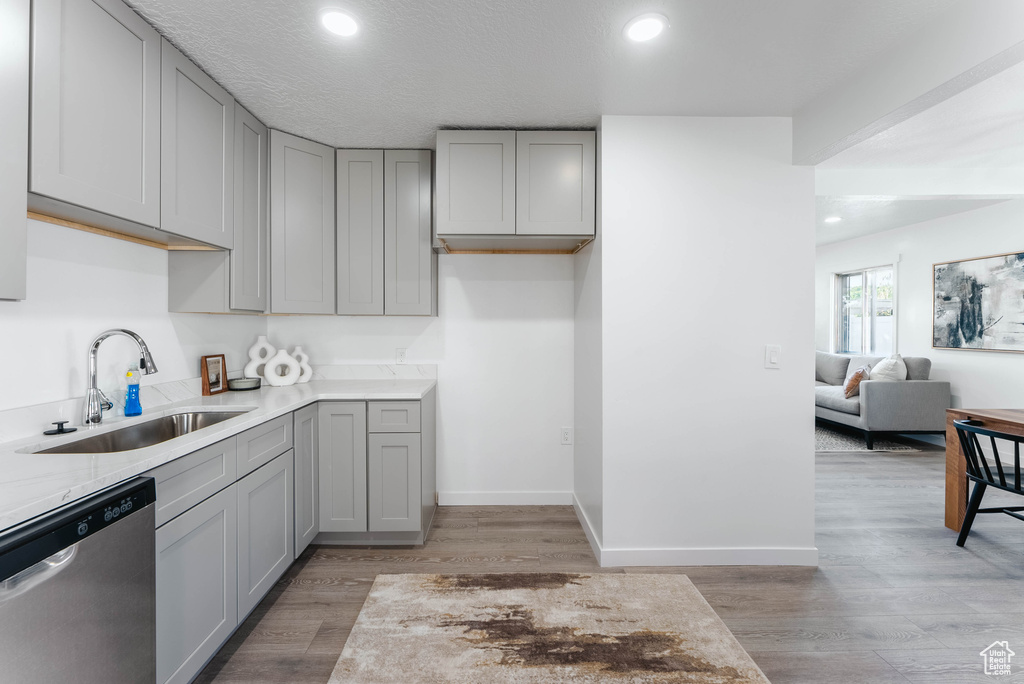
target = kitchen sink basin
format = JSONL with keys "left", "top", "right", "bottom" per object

{"left": 36, "top": 411, "right": 250, "bottom": 454}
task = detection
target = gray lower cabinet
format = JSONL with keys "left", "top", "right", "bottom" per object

{"left": 317, "top": 392, "right": 436, "bottom": 544}
{"left": 29, "top": 0, "right": 161, "bottom": 229}
{"left": 237, "top": 451, "right": 294, "bottom": 619}
{"left": 161, "top": 38, "right": 234, "bottom": 249}
{"left": 336, "top": 149, "right": 384, "bottom": 315}
{"left": 270, "top": 130, "right": 336, "bottom": 314}
{"left": 156, "top": 484, "right": 238, "bottom": 684}
{"left": 385, "top": 150, "right": 436, "bottom": 316}
{"left": 0, "top": 0, "right": 28, "bottom": 301}
{"left": 318, "top": 402, "right": 367, "bottom": 532}
{"left": 293, "top": 404, "right": 319, "bottom": 557}
{"left": 168, "top": 102, "right": 268, "bottom": 314}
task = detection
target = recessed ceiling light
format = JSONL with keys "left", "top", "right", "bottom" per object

{"left": 824, "top": 216, "right": 843, "bottom": 224}
{"left": 624, "top": 13, "right": 669, "bottom": 42}
{"left": 319, "top": 8, "right": 358, "bottom": 37}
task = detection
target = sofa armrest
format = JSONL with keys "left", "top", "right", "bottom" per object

{"left": 860, "top": 380, "right": 951, "bottom": 432}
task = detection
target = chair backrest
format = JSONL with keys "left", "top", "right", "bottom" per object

{"left": 954, "top": 419, "right": 1024, "bottom": 492}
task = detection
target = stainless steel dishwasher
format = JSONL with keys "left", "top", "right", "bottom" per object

{"left": 0, "top": 477, "right": 156, "bottom": 683}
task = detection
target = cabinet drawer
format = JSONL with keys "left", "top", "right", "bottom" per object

{"left": 368, "top": 402, "right": 420, "bottom": 433}
{"left": 149, "top": 437, "right": 237, "bottom": 528}
{"left": 237, "top": 414, "right": 293, "bottom": 477}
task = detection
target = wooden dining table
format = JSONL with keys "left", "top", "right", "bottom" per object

{"left": 945, "top": 408, "right": 1024, "bottom": 530}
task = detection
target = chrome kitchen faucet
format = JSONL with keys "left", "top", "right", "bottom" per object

{"left": 84, "top": 329, "right": 159, "bottom": 425}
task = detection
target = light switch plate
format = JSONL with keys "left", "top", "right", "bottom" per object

{"left": 764, "top": 344, "right": 782, "bottom": 369}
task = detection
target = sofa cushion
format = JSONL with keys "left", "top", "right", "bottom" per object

{"left": 871, "top": 354, "right": 908, "bottom": 381}
{"left": 815, "top": 385, "right": 861, "bottom": 415}
{"left": 815, "top": 380, "right": 829, "bottom": 387}
{"left": 844, "top": 364, "right": 872, "bottom": 398}
{"left": 905, "top": 357, "right": 932, "bottom": 380}
{"left": 816, "top": 351, "right": 850, "bottom": 386}
{"left": 843, "top": 355, "right": 883, "bottom": 384}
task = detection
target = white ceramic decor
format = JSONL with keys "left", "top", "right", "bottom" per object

{"left": 244, "top": 336, "right": 276, "bottom": 379}
{"left": 263, "top": 349, "right": 300, "bottom": 386}
{"left": 292, "top": 346, "right": 313, "bottom": 383}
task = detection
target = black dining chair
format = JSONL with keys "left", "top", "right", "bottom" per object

{"left": 953, "top": 419, "right": 1024, "bottom": 547}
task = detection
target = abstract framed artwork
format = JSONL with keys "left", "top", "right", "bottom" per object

{"left": 933, "top": 250, "right": 1024, "bottom": 352}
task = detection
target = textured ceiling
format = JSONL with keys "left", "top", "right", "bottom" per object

{"left": 125, "top": 0, "right": 958, "bottom": 149}
{"left": 816, "top": 196, "right": 1011, "bottom": 245}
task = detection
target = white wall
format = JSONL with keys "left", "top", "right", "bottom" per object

{"left": 0, "top": 219, "right": 266, "bottom": 413}
{"left": 816, "top": 199, "right": 1024, "bottom": 408}
{"left": 269, "top": 254, "right": 575, "bottom": 504}
{"left": 596, "top": 115, "right": 817, "bottom": 566}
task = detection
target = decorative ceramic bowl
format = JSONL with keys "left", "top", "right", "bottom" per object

{"left": 228, "top": 377, "right": 262, "bottom": 391}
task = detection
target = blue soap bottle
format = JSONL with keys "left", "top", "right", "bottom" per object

{"left": 125, "top": 363, "right": 142, "bottom": 417}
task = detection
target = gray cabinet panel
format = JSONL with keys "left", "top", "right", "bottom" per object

{"left": 231, "top": 104, "right": 269, "bottom": 311}
{"left": 436, "top": 130, "right": 515, "bottom": 235}
{"left": 237, "top": 451, "right": 294, "bottom": 619}
{"left": 516, "top": 131, "right": 595, "bottom": 236}
{"left": 336, "top": 149, "right": 384, "bottom": 315}
{"left": 161, "top": 38, "right": 234, "bottom": 248}
{"left": 167, "top": 250, "right": 231, "bottom": 313}
{"left": 236, "top": 413, "right": 293, "bottom": 478}
{"left": 293, "top": 404, "right": 319, "bottom": 557}
{"left": 367, "top": 401, "right": 421, "bottom": 433}
{"left": 270, "top": 130, "right": 336, "bottom": 314}
{"left": 318, "top": 402, "right": 367, "bottom": 532}
{"left": 30, "top": 0, "right": 160, "bottom": 228}
{"left": 148, "top": 436, "right": 237, "bottom": 528}
{"left": 0, "top": 0, "right": 28, "bottom": 301}
{"left": 368, "top": 433, "right": 421, "bottom": 532}
{"left": 156, "top": 484, "right": 237, "bottom": 684}
{"left": 385, "top": 150, "right": 435, "bottom": 316}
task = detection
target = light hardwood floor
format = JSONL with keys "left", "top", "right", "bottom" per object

{"left": 198, "top": 440, "right": 1024, "bottom": 683}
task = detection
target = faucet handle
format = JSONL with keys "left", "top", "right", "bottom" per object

{"left": 44, "top": 421, "right": 78, "bottom": 436}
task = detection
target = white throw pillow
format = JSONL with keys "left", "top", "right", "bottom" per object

{"left": 870, "top": 354, "right": 907, "bottom": 381}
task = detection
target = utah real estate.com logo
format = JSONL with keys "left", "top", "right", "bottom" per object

{"left": 981, "top": 641, "right": 1015, "bottom": 676}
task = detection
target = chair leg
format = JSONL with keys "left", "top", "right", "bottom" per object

{"left": 865, "top": 432, "right": 874, "bottom": 450}
{"left": 957, "top": 481, "right": 988, "bottom": 547}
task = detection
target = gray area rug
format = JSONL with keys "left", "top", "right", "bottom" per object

{"left": 330, "top": 573, "right": 769, "bottom": 683}
{"left": 816, "top": 426, "right": 920, "bottom": 452}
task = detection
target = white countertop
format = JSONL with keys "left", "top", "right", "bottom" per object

{"left": 0, "top": 379, "right": 435, "bottom": 534}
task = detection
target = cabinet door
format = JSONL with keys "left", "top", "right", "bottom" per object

{"left": 237, "top": 451, "right": 294, "bottom": 619}
{"left": 336, "top": 149, "right": 384, "bottom": 315}
{"left": 435, "top": 130, "right": 515, "bottom": 235}
{"left": 293, "top": 404, "right": 319, "bottom": 557}
{"left": 385, "top": 150, "right": 435, "bottom": 316}
{"left": 270, "top": 130, "right": 336, "bottom": 314}
{"left": 0, "top": 0, "right": 28, "bottom": 301}
{"left": 156, "top": 485, "right": 237, "bottom": 684}
{"left": 161, "top": 39, "right": 234, "bottom": 248}
{"left": 516, "top": 131, "right": 595, "bottom": 236}
{"left": 368, "top": 433, "right": 421, "bottom": 532}
{"left": 231, "top": 104, "right": 269, "bottom": 311}
{"left": 318, "top": 402, "right": 367, "bottom": 532}
{"left": 30, "top": 0, "right": 160, "bottom": 228}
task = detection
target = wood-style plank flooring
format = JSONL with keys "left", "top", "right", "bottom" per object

{"left": 198, "top": 440, "right": 1024, "bottom": 683}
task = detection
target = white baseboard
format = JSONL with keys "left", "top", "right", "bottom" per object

{"left": 437, "top": 491, "right": 573, "bottom": 506}
{"left": 571, "top": 493, "right": 603, "bottom": 565}
{"left": 599, "top": 546, "right": 819, "bottom": 567}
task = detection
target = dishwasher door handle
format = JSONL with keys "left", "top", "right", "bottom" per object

{"left": 0, "top": 545, "right": 77, "bottom": 602}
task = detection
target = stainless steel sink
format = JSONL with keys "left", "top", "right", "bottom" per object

{"left": 36, "top": 411, "right": 249, "bottom": 454}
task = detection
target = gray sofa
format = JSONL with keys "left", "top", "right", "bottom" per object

{"left": 815, "top": 351, "right": 951, "bottom": 449}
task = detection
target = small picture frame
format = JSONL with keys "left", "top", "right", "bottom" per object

{"left": 201, "top": 354, "right": 227, "bottom": 396}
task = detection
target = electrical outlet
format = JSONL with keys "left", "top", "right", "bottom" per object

{"left": 561, "top": 428, "right": 573, "bottom": 445}
{"left": 396, "top": 348, "right": 408, "bottom": 364}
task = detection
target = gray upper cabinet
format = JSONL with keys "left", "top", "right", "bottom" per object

{"left": 167, "top": 103, "right": 267, "bottom": 313}
{"left": 30, "top": 0, "right": 161, "bottom": 228}
{"left": 318, "top": 402, "right": 367, "bottom": 532}
{"left": 336, "top": 150, "right": 384, "bottom": 315}
{"left": 161, "top": 38, "right": 234, "bottom": 249}
{"left": 385, "top": 150, "right": 436, "bottom": 316}
{"left": 435, "top": 130, "right": 515, "bottom": 235}
{"left": 270, "top": 130, "right": 336, "bottom": 314}
{"left": 516, "top": 131, "right": 595, "bottom": 236}
{"left": 0, "top": 0, "right": 28, "bottom": 301}
{"left": 230, "top": 104, "right": 269, "bottom": 311}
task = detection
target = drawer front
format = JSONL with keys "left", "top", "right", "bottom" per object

{"left": 237, "top": 414, "right": 293, "bottom": 477}
{"left": 149, "top": 437, "right": 237, "bottom": 528}
{"left": 367, "top": 401, "right": 420, "bottom": 433}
